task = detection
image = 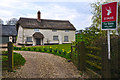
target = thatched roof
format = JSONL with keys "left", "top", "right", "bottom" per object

{"left": 17, "top": 17, "right": 76, "bottom": 30}
{"left": 0, "top": 25, "right": 17, "bottom": 37}
{"left": 33, "top": 32, "right": 44, "bottom": 39}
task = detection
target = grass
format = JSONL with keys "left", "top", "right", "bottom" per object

{"left": 2, "top": 51, "right": 26, "bottom": 70}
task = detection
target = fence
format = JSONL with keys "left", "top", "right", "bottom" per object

{"left": 1, "top": 42, "right": 14, "bottom": 71}
{"left": 71, "top": 35, "right": 120, "bottom": 78}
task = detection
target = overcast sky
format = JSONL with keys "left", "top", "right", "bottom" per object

{"left": 0, "top": 0, "right": 119, "bottom": 30}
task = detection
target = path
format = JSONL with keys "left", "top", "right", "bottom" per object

{"left": 2, "top": 51, "right": 83, "bottom": 78}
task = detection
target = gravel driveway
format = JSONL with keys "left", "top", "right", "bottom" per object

{"left": 2, "top": 51, "right": 83, "bottom": 78}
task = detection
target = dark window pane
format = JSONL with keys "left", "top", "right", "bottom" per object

{"left": 27, "top": 37, "right": 32, "bottom": 42}
{"left": 64, "top": 36, "right": 68, "bottom": 42}
{"left": 53, "top": 36, "right": 58, "bottom": 40}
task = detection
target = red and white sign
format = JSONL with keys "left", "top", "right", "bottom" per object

{"left": 102, "top": 2, "right": 117, "bottom": 22}
{"left": 101, "top": 2, "right": 118, "bottom": 30}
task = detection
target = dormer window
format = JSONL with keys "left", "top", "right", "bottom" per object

{"left": 34, "top": 29, "right": 39, "bottom": 32}
{"left": 52, "top": 30, "right": 57, "bottom": 32}
{"left": 65, "top": 30, "right": 69, "bottom": 32}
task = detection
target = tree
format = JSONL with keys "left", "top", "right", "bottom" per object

{"left": 0, "top": 18, "right": 4, "bottom": 24}
{"left": 6, "top": 18, "right": 18, "bottom": 25}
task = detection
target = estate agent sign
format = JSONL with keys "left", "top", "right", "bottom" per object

{"left": 101, "top": 2, "right": 118, "bottom": 30}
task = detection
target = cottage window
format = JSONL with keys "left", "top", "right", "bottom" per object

{"left": 53, "top": 36, "right": 58, "bottom": 40}
{"left": 34, "top": 29, "right": 39, "bottom": 32}
{"left": 52, "top": 30, "right": 57, "bottom": 32}
{"left": 65, "top": 30, "right": 69, "bottom": 32}
{"left": 64, "top": 36, "right": 69, "bottom": 42}
{"left": 26, "top": 37, "right": 32, "bottom": 42}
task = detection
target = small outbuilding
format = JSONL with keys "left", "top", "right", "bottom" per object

{"left": 0, "top": 25, "right": 17, "bottom": 44}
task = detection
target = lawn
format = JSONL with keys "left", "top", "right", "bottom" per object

{"left": 2, "top": 51, "right": 26, "bottom": 70}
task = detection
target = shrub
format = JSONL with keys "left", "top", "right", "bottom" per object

{"left": 14, "top": 46, "right": 17, "bottom": 50}
{"left": 49, "top": 47, "right": 52, "bottom": 52}
{"left": 62, "top": 49, "right": 66, "bottom": 55}
{"left": 58, "top": 50, "right": 62, "bottom": 55}
{"left": 30, "top": 47, "right": 34, "bottom": 51}
{"left": 35, "top": 48, "right": 39, "bottom": 52}
{"left": 27, "top": 47, "right": 31, "bottom": 51}
{"left": 24, "top": 47, "right": 28, "bottom": 51}
{"left": 54, "top": 49, "right": 58, "bottom": 53}
{"left": 43, "top": 47, "right": 47, "bottom": 52}
{"left": 33, "top": 47, "right": 36, "bottom": 51}
{"left": 66, "top": 52, "right": 71, "bottom": 59}
{"left": 38, "top": 48, "right": 42, "bottom": 52}
{"left": 18, "top": 47, "right": 21, "bottom": 50}
{"left": 21, "top": 47, "right": 25, "bottom": 51}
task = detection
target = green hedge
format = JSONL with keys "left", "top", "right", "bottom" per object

{"left": 14, "top": 46, "right": 71, "bottom": 59}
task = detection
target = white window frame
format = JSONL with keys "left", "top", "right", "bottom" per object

{"left": 53, "top": 36, "right": 58, "bottom": 40}
{"left": 64, "top": 36, "right": 69, "bottom": 42}
{"left": 34, "top": 29, "right": 39, "bottom": 32}
{"left": 65, "top": 30, "right": 69, "bottom": 32}
{"left": 52, "top": 30, "right": 57, "bottom": 32}
{"left": 26, "top": 37, "right": 32, "bottom": 42}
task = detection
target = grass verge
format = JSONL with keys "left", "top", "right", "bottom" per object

{"left": 2, "top": 51, "right": 26, "bottom": 70}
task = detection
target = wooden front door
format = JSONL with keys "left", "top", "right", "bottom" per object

{"left": 36, "top": 39, "right": 41, "bottom": 45}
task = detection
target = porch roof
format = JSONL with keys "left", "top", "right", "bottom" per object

{"left": 33, "top": 32, "right": 44, "bottom": 39}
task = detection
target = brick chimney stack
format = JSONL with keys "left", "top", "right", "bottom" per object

{"left": 37, "top": 11, "right": 41, "bottom": 21}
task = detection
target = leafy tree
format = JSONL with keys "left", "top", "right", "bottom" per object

{"left": 0, "top": 18, "right": 4, "bottom": 24}
{"left": 6, "top": 18, "right": 18, "bottom": 25}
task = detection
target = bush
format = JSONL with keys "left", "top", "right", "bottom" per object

{"left": 43, "top": 47, "right": 47, "bottom": 52}
{"left": 35, "top": 48, "right": 39, "bottom": 52}
{"left": 33, "top": 47, "right": 36, "bottom": 51}
{"left": 21, "top": 47, "right": 25, "bottom": 51}
{"left": 54, "top": 49, "right": 58, "bottom": 53}
{"left": 62, "top": 49, "right": 67, "bottom": 55}
{"left": 18, "top": 47, "right": 21, "bottom": 50}
{"left": 27, "top": 47, "right": 31, "bottom": 51}
{"left": 58, "top": 50, "right": 62, "bottom": 54}
{"left": 30, "top": 47, "right": 34, "bottom": 51}
{"left": 49, "top": 48, "right": 52, "bottom": 52}
{"left": 38, "top": 48, "right": 42, "bottom": 52}
{"left": 13, "top": 45, "right": 71, "bottom": 61}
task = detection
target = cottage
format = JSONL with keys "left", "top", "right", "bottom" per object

{"left": 0, "top": 25, "right": 17, "bottom": 44}
{"left": 16, "top": 11, "right": 76, "bottom": 45}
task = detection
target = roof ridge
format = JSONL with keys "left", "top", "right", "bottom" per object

{"left": 41, "top": 19, "right": 69, "bottom": 22}
{"left": 20, "top": 17, "right": 37, "bottom": 20}
{"left": 19, "top": 17, "right": 69, "bottom": 22}
{"left": 2, "top": 25, "right": 15, "bottom": 26}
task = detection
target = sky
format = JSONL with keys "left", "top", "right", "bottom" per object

{"left": 0, "top": 0, "right": 119, "bottom": 30}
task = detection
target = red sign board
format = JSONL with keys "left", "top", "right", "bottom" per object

{"left": 101, "top": 2, "right": 118, "bottom": 30}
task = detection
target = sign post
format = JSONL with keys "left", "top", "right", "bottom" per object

{"left": 101, "top": 2, "right": 118, "bottom": 60}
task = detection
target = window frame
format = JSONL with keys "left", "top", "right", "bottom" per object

{"left": 26, "top": 37, "right": 32, "bottom": 42}
{"left": 64, "top": 36, "right": 69, "bottom": 42}
{"left": 34, "top": 29, "right": 39, "bottom": 32}
{"left": 53, "top": 36, "right": 58, "bottom": 41}
{"left": 52, "top": 30, "right": 57, "bottom": 32}
{"left": 65, "top": 30, "right": 69, "bottom": 32}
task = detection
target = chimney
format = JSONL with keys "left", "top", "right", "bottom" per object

{"left": 37, "top": 11, "right": 41, "bottom": 21}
